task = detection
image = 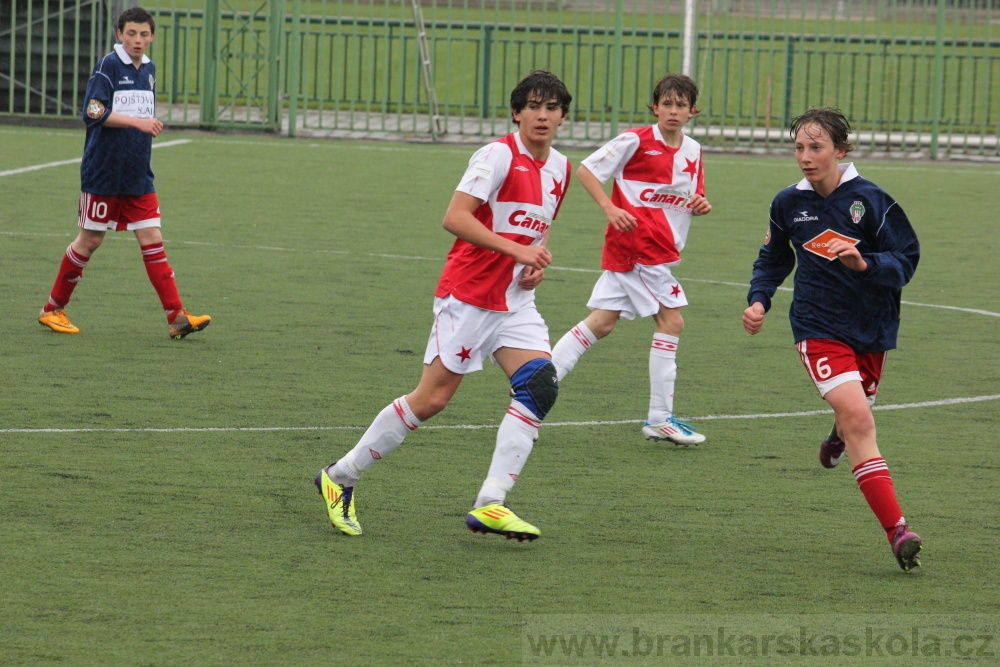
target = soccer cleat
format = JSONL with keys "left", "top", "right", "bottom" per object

{"left": 819, "top": 426, "right": 846, "bottom": 468}
{"left": 168, "top": 308, "right": 211, "bottom": 339}
{"left": 38, "top": 308, "right": 80, "bottom": 334}
{"left": 890, "top": 523, "right": 922, "bottom": 572}
{"left": 314, "top": 469, "right": 362, "bottom": 536}
{"left": 642, "top": 416, "right": 706, "bottom": 446}
{"left": 466, "top": 504, "right": 540, "bottom": 541}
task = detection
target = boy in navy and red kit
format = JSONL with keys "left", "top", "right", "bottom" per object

{"left": 38, "top": 6, "right": 209, "bottom": 339}
{"left": 742, "top": 107, "right": 923, "bottom": 572}
{"left": 315, "top": 71, "right": 572, "bottom": 540}
{"left": 551, "top": 74, "right": 712, "bottom": 446}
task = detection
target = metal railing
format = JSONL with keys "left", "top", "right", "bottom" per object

{"left": 2, "top": 0, "right": 997, "bottom": 157}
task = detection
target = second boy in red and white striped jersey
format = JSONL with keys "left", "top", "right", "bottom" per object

{"left": 551, "top": 73, "right": 712, "bottom": 446}
{"left": 316, "top": 70, "right": 573, "bottom": 541}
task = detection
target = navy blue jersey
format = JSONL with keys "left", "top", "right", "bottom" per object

{"left": 80, "top": 43, "right": 156, "bottom": 196}
{"left": 747, "top": 163, "right": 920, "bottom": 353}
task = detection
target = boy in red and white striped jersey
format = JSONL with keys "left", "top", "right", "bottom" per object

{"left": 551, "top": 73, "right": 711, "bottom": 446}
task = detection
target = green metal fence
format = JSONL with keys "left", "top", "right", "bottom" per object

{"left": 2, "top": 0, "right": 998, "bottom": 157}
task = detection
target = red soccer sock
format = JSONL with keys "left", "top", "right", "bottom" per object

{"left": 852, "top": 457, "right": 905, "bottom": 541}
{"left": 140, "top": 243, "right": 183, "bottom": 320}
{"left": 45, "top": 245, "right": 90, "bottom": 311}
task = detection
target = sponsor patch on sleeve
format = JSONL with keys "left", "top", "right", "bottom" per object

{"left": 472, "top": 162, "right": 493, "bottom": 178}
{"left": 86, "top": 99, "right": 106, "bottom": 119}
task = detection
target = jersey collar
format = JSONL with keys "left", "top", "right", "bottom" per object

{"left": 115, "top": 43, "right": 151, "bottom": 66}
{"left": 795, "top": 162, "right": 860, "bottom": 191}
{"left": 652, "top": 123, "right": 685, "bottom": 150}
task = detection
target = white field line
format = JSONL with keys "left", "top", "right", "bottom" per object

{"left": 8, "top": 233, "right": 995, "bottom": 318}
{"left": 3, "top": 137, "right": 997, "bottom": 432}
{"left": 0, "top": 139, "right": 191, "bottom": 177}
{"left": 3, "top": 394, "right": 999, "bottom": 434}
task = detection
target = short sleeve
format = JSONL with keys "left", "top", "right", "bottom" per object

{"left": 580, "top": 132, "right": 640, "bottom": 184}
{"left": 455, "top": 142, "right": 511, "bottom": 202}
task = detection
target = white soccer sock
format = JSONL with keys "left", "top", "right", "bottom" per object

{"left": 474, "top": 401, "right": 539, "bottom": 508}
{"left": 551, "top": 321, "right": 598, "bottom": 381}
{"left": 647, "top": 333, "right": 679, "bottom": 424}
{"left": 328, "top": 395, "right": 421, "bottom": 486}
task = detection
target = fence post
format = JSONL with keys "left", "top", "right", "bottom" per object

{"left": 783, "top": 35, "right": 795, "bottom": 130}
{"left": 682, "top": 0, "right": 697, "bottom": 78}
{"left": 288, "top": 0, "right": 301, "bottom": 137}
{"left": 929, "top": 0, "right": 946, "bottom": 159}
{"left": 200, "top": 0, "right": 219, "bottom": 127}
{"left": 609, "top": 0, "right": 624, "bottom": 137}
{"left": 269, "top": 0, "right": 284, "bottom": 132}
{"left": 480, "top": 24, "right": 492, "bottom": 119}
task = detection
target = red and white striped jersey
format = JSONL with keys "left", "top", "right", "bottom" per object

{"left": 435, "top": 132, "right": 571, "bottom": 312}
{"left": 581, "top": 125, "right": 705, "bottom": 271}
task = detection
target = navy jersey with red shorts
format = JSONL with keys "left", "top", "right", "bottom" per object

{"left": 747, "top": 163, "right": 920, "bottom": 354}
{"left": 81, "top": 43, "right": 156, "bottom": 196}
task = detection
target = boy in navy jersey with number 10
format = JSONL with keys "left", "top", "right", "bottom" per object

{"left": 38, "top": 6, "right": 210, "bottom": 339}
{"left": 742, "top": 107, "right": 923, "bottom": 572}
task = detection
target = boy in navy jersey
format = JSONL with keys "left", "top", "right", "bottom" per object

{"left": 38, "top": 6, "right": 210, "bottom": 339}
{"left": 551, "top": 74, "right": 712, "bottom": 446}
{"left": 315, "top": 71, "right": 572, "bottom": 541}
{"left": 742, "top": 107, "right": 922, "bottom": 572}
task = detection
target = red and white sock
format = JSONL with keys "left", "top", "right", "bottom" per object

{"left": 45, "top": 245, "right": 90, "bottom": 311}
{"left": 474, "top": 401, "right": 539, "bottom": 508}
{"left": 853, "top": 457, "right": 905, "bottom": 541}
{"left": 332, "top": 396, "right": 421, "bottom": 485}
{"left": 141, "top": 243, "right": 183, "bottom": 322}
{"left": 647, "top": 333, "right": 679, "bottom": 424}
{"left": 551, "top": 321, "right": 597, "bottom": 381}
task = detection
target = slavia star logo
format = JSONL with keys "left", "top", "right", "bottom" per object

{"left": 849, "top": 200, "right": 866, "bottom": 224}
{"left": 803, "top": 229, "right": 860, "bottom": 260}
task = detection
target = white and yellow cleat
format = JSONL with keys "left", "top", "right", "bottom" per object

{"left": 314, "top": 469, "right": 362, "bottom": 536}
{"left": 39, "top": 308, "right": 79, "bottom": 334}
{"left": 466, "top": 504, "right": 540, "bottom": 541}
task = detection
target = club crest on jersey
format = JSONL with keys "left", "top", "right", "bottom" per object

{"left": 849, "top": 200, "right": 865, "bottom": 224}
{"left": 86, "top": 99, "right": 105, "bottom": 119}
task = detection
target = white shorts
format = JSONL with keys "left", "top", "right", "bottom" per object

{"left": 423, "top": 295, "right": 551, "bottom": 374}
{"left": 586, "top": 264, "right": 688, "bottom": 320}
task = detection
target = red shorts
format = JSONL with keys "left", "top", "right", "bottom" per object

{"left": 795, "top": 338, "right": 887, "bottom": 400}
{"left": 79, "top": 192, "right": 161, "bottom": 232}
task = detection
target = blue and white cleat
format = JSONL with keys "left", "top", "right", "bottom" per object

{"left": 642, "top": 416, "right": 705, "bottom": 446}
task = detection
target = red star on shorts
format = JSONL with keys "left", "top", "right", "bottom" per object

{"left": 671, "top": 284, "right": 682, "bottom": 296}
{"left": 683, "top": 158, "right": 698, "bottom": 177}
{"left": 456, "top": 347, "right": 472, "bottom": 362}
{"left": 550, "top": 179, "right": 564, "bottom": 197}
